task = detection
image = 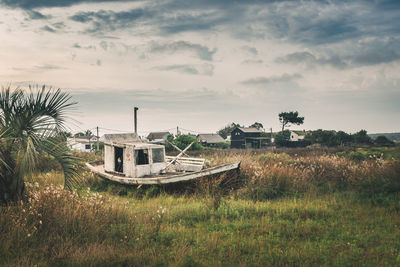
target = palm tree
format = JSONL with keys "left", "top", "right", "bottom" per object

{"left": 0, "top": 85, "right": 80, "bottom": 204}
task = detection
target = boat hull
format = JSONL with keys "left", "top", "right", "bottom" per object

{"left": 86, "top": 161, "right": 240, "bottom": 185}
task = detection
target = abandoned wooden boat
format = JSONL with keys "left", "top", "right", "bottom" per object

{"left": 86, "top": 133, "right": 240, "bottom": 185}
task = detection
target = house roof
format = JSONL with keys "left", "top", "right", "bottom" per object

{"left": 101, "top": 133, "right": 141, "bottom": 145}
{"left": 147, "top": 132, "right": 170, "bottom": 140}
{"left": 68, "top": 135, "right": 97, "bottom": 144}
{"left": 236, "top": 127, "right": 263, "bottom": 133}
{"left": 197, "top": 134, "right": 224, "bottom": 143}
{"left": 75, "top": 135, "right": 96, "bottom": 140}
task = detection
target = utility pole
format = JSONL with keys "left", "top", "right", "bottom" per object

{"left": 134, "top": 107, "right": 139, "bottom": 134}
{"left": 96, "top": 126, "right": 99, "bottom": 151}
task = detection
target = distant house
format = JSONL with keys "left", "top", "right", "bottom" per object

{"left": 290, "top": 131, "right": 306, "bottom": 142}
{"left": 67, "top": 136, "right": 97, "bottom": 152}
{"left": 197, "top": 134, "right": 225, "bottom": 147}
{"left": 147, "top": 132, "right": 171, "bottom": 144}
{"left": 231, "top": 127, "right": 270, "bottom": 149}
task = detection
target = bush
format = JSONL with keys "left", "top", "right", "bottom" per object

{"left": 214, "top": 142, "right": 230, "bottom": 149}
{"left": 348, "top": 151, "right": 366, "bottom": 161}
{"left": 175, "top": 135, "right": 204, "bottom": 151}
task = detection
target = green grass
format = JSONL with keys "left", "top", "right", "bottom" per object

{"left": 1, "top": 149, "right": 400, "bottom": 266}
{"left": 1, "top": 187, "right": 400, "bottom": 266}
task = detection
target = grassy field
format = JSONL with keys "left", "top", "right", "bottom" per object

{"left": 1, "top": 147, "right": 400, "bottom": 266}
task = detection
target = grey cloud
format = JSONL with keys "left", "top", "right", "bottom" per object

{"left": 352, "top": 38, "right": 400, "bottom": 66}
{"left": 241, "top": 45, "right": 258, "bottom": 55}
{"left": 52, "top": 22, "right": 65, "bottom": 29}
{"left": 25, "top": 10, "right": 50, "bottom": 20}
{"left": 1, "top": 0, "right": 133, "bottom": 9}
{"left": 276, "top": 51, "right": 348, "bottom": 69}
{"left": 69, "top": 8, "right": 149, "bottom": 33}
{"left": 277, "top": 38, "right": 400, "bottom": 69}
{"left": 241, "top": 73, "right": 302, "bottom": 85}
{"left": 157, "top": 10, "right": 229, "bottom": 35}
{"left": 154, "top": 64, "right": 214, "bottom": 76}
{"left": 148, "top": 41, "right": 217, "bottom": 61}
{"left": 72, "top": 87, "right": 241, "bottom": 115}
{"left": 262, "top": 1, "right": 400, "bottom": 46}
{"left": 13, "top": 64, "right": 64, "bottom": 72}
{"left": 241, "top": 59, "right": 263, "bottom": 65}
{"left": 40, "top": 25, "right": 56, "bottom": 33}
{"left": 73, "top": 43, "right": 96, "bottom": 50}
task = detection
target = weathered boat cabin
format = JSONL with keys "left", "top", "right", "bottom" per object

{"left": 102, "top": 133, "right": 166, "bottom": 178}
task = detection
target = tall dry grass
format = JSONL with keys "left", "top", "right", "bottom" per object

{"left": 1, "top": 149, "right": 400, "bottom": 265}
{"left": 201, "top": 150, "right": 400, "bottom": 201}
{"left": 0, "top": 181, "right": 168, "bottom": 266}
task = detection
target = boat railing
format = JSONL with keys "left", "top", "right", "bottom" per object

{"left": 165, "top": 156, "right": 205, "bottom": 172}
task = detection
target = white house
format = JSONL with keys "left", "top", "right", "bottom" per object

{"left": 67, "top": 136, "right": 97, "bottom": 152}
{"left": 146, "top": 132, "right": 171, "bottom": 144}
{"left": 290, "top": 131, "right": 305, "bottom": 142}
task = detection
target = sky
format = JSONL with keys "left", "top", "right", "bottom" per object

{"left": 0, "top": 0, "right": 399, "bottom": 136}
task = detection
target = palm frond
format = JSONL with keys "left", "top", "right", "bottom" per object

{"left": 0, "top": 85, "right": 79, "bottom": 198}
{"left": 41, "top": 137, "right": 83, "bottom": 190}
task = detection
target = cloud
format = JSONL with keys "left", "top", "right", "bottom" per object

{"left": 13, "top": 64, "right": 64, "bottom": 73}
{"left": 1, "top": 0, "right": 132, "bottom": 9}
{"left": 40, "top": 25, "right": 56, "bottom": 33}
{"left": 241, "top": 73, "right": 302, "bottom": 86}
{"left": 276, "top": 51, "right": 348, "bottom": 69}
{"left": 69, "top": 8, "right": 149, "bottom": 33}
{"left": 276, "top": 38, "right": 400, "bottom": 69}
{"left": 154, "top": 64, "right": 214, "bottom": 76}
{"left": 241, "top": 45, "right": 258, "bottom": 55}
{"left": 25, "top": 10, "right": 50, "bottom": 20}
{"left": 73, "top": 43, "right": 96, "bottom": 50}
{"left": 52, "top": 22, "right": 65, "bottom": 29}
{"left": 148, "top": 41, "right": 217, "bottom": 61}
{"left": 351, "top": 38, "right": 400, "bottom": 66}
{"left": 241, "top": 59, "right": 263, "bottom": 65}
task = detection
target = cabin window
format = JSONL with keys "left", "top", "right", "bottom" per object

{"left": 135, "top": 149, "right": 149, "bottom": 165}
{"left": 152, "top": 148, "right": 164, "bottom": 163}
{"left": 85, "top": 144, "right": 91, "bottom": 149}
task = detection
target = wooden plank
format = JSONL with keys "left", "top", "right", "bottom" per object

{"left": 165, "top": 156, "right": 205, "bottom": 162}
{"left": 162, "top": 142, "right": 194, "bottom": 171}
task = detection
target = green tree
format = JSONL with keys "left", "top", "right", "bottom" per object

{"left": 278, "top": 111, "right": 304, "bottom": 132}
{"left": 274, "top": 130, "right": 291, "bottom": 145}
{"left": 0, "top": 86, "right": 80, "bottom": 204}
{"left": 352, "top": 130, "right": 372, "bottom": 145}
{"left": 164, "top": 134, "right": 175, "bottom": 152}
{"left": 174, "top": 135, "right": 203, "bottom": 151}
{"left": 307, "top": 130, "right": 339, "bottom": 147}
{"left": 249, "top": 122, "right": 264, "bottom": 130}
{"left": 217, "top": 122, "right": 242, "bottom": 139}
{"left": 336, "top": 131, "right": 352, "bottom": 146}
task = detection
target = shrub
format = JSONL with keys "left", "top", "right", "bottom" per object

{"left": 348, "top": 151, "right": 366, "bottom": 161}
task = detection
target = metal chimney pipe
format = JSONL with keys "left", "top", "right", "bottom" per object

{"left": 134, "top": 107, "right": 139, "bottom": 134}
